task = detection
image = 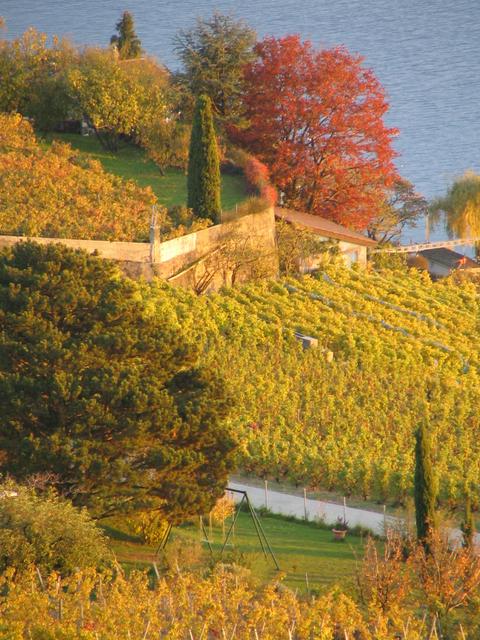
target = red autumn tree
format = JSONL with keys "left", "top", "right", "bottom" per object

{"left": 233, "top": 36, "right": 399, "bottom": 229}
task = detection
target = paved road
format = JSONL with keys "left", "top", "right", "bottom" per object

{"left": 228, "top": 481, "right": 391, "bottom": 535}
{"left": 229, "top": 480, "right": 479, "bottom": 545}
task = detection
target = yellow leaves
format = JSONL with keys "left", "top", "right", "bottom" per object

{"left": 431, "top": 170, "right": 480, "bottom": 238}
{"left": 0, "top": 112, "right": 36, "bottom": 153}
{"left": 210, "top": 492, "right": 235, "bottom": 525}
{"left": 68, "top": 48, "right": 167, "bottom": 138}
{"left": 0, "top": 564, "right": 401, "bottom": 638}
{"left": 0, "top": 112, "right": 156, "bottom": 241}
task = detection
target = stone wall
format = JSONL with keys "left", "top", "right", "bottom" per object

{"left": 154, "top": 207, "right": 278, "bottom": 290}
{"left": 0, "top": 208, "right": 278, "bottom": 289}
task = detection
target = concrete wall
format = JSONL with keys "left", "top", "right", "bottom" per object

{"left": 0, "top": 234, "right": 151, "bottom": 262}
{"left": 0, "top": 208, "right": 278, "bottom": 289}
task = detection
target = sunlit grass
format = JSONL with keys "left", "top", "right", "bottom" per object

{"left": 104, "top": 511, "right": 364, "bottom": 592}
{"left": 42, "top": 133, "right": 247, "bottom": 211}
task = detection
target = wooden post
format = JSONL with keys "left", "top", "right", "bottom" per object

{"left": 304, "top": 488, "right": 308, "bottom": 520}
{"left": 264, "top": 479, "right": 269, "bottom": 509}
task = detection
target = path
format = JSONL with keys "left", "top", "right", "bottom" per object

{"left": 229, "top": 481, "right": 479, "bottom": 545}
{"left": 228, "top": 481, "right": 392, "bottom": 535}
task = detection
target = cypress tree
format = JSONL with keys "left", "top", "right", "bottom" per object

{"left": 414, "top": 421, "right": 437, "bottom": 547}
{"left": 110, "top": 11, "right": 143, "bottom": 59}
{"left": 187, "top": 94, "right": 221, "bottom": 223}
{"left": 461, "top": 490, "right": 476, "bottom": 549}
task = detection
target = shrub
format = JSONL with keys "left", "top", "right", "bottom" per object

{"left": 0, "top": 483, "right": 109, "bottom": 575}
{"left": 226, "top": 146, "right": 276, "bottom": 205}
{"left": 243, "top": 155, "right": 277, "bottom": 204}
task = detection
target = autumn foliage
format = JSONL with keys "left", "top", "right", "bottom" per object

{"left": 3, "top": 530, "right": 480, "bottom": 638}
{"left": 243, "top": 155, "right": 277, "bottom": 204}
{"left": 233, "top": 36, "right": 399, "bottom": 229}
{"left": 0, "top": 113, "right": 155, "bottom": 241}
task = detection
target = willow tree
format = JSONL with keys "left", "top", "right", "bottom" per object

{"left": 430, "top": 171, "right": 480, "bottom": 239}
{"left": 187, "top": 94, "right": 221, "bottom": 223}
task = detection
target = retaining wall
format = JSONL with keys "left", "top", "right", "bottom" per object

{"left": 0, "top": 208, "right": 278, "bottom": 289}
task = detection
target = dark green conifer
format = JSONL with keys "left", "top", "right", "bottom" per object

{"left": 187, "top": 94, "right": 221, "bottom": 223}
{"left": 414, "top": 421, "right": 437, "bottom": 547}
{"left": 0, "top": 242, "right": 235, "bottom": 522}
{"left": 461, "top": 489, "right": 476, "bottom": 549}
{"left": 110, "top": 11, "right": 143, "bottom": 59}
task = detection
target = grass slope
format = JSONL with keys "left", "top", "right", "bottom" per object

{"left": 43, "top": 133, "right": 247, "bottom": 211}
{"left": 104, "top": 511, "right": 364, "bottom": 592}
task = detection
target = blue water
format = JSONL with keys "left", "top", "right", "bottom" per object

{"left": 2, "top": 0, "right": 479, "bottom": 242}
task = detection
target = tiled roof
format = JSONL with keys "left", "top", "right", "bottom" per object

{"left": 275, "top": 207, "right": 377, "bottom": 247}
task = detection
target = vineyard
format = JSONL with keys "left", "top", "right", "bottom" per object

{"left": 150, "top": 264, "right": 480, "bottom": 506}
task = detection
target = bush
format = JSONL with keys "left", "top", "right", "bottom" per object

{"left": 226, "top": 146, "right": 276, "bottom": 205}
{"left": 0, "top": 483, "right": 109, "bottom": 575}
{"left": 243, "top": 155, "right": 277, "bottom": 204}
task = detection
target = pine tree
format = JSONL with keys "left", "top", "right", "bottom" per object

{"left": 187, "top": 94, "right": 221, "bottom": 223}
{"left": 414, "top": 421, "right": 437, "bottom": 547}
{"left": 110, "top": 11, "right": 142, "bottom": 60}
{"left": 174, "top": 13, "right": 256, "bottom": 126}
{"left": 0, "top": 242, "right": 235, "bottom": 521}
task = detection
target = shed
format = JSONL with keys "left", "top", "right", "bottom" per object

{"left": 275, "top": 207, "right": 376, "bottom": 270}
{"left": 410, "top": 248, "right": 480, "bottom": 279}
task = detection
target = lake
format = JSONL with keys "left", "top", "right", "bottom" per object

{"left": 2, "top": 0, "right": 479, "bottom": 243}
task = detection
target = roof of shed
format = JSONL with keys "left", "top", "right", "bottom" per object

{"left": 417, "top": 248, "right": 479, "bottom": 269}
{"left": 275, "top": 207, "right": 377, "bottom": 247}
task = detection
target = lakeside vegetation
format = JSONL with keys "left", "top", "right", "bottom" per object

{"left": 149, "top": 263, "right": 480, "bottom": 509}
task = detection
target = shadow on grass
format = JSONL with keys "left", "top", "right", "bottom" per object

{"left": 100, "top": 523, "right": 141, "bottom": 544}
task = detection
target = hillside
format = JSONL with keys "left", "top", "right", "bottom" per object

{"left": 150, "top": 264, "right": 480, "bottom": 506}
{"left": 44, "top": 133, "right": 248, "bottom": 211}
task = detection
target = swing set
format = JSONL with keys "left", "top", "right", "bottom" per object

{"left": 156, "top": 487, "right": 280, "bottom": 571}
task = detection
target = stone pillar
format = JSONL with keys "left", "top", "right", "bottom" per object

{"left": 150, "top": 206, "right": 161, "bottom": 263}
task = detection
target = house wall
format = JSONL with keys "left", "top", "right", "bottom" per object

{"left": 425, "top": 259, "right": 452, "bottom": 279}
{"left": 338, "top": 241, "right": 368, "bottom": 267}
{"left": 300, "top": 237, "right": 368, "bottom": 272}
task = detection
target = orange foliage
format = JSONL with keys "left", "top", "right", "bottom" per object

{"left": 234, "top": 35, "right": 399, "bottom": 230}
{"left": 243, "top": 155, "right": 277, "bottom": 204}
{"left": 0, "top": 113, "right": 155, "bottom": 241}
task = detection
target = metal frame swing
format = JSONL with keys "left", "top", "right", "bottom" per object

{"left": 155, "top": 487, "right": 280, "bottom": 571}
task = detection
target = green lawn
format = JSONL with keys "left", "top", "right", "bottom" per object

{"left": 42, "top": 133, "right": 247, "bottom": 211}
{"left": 103, "top": 511, "right": 364, "bottom": 592}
